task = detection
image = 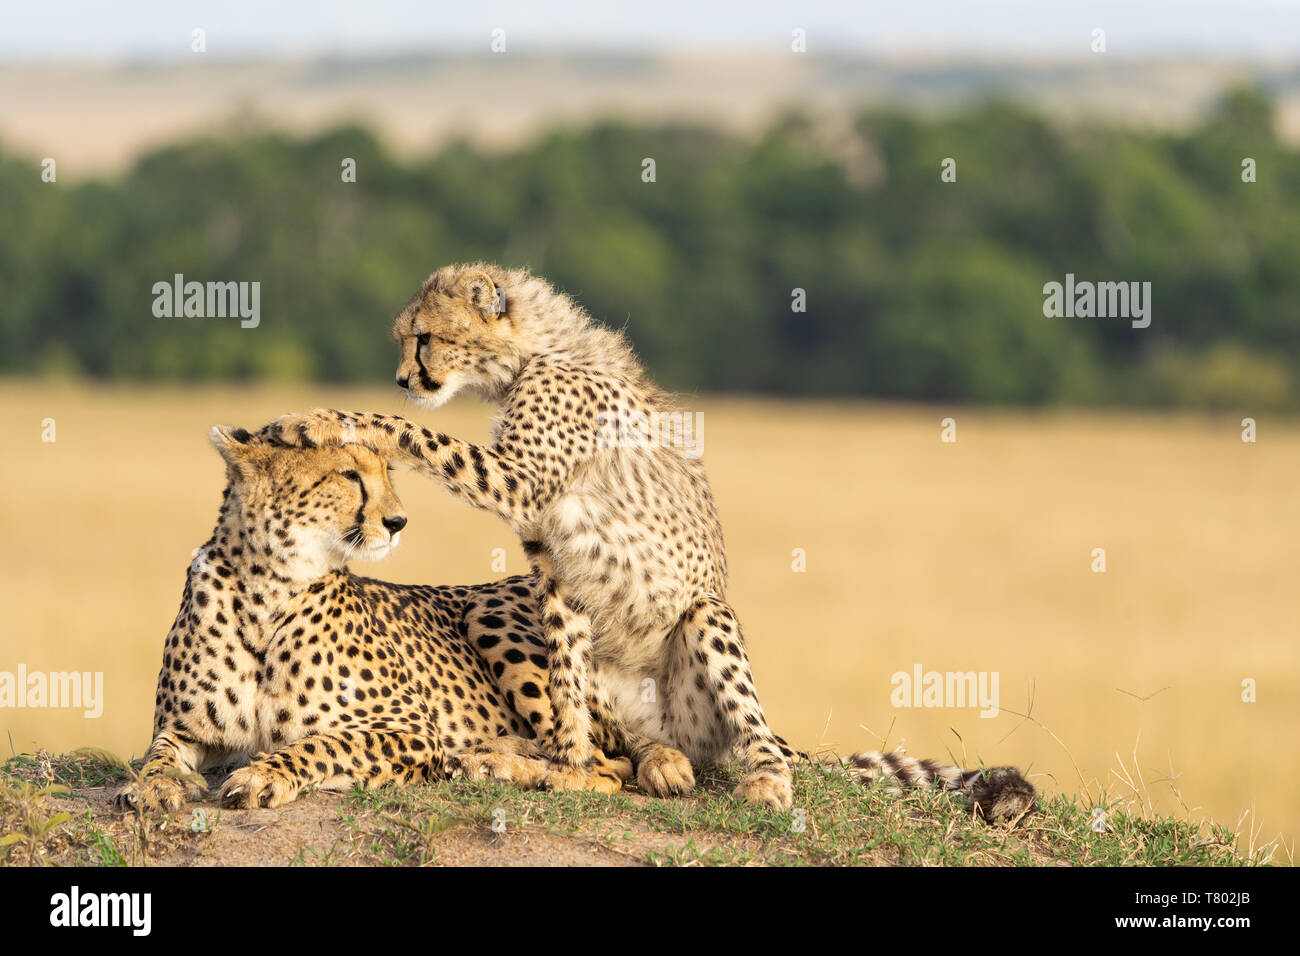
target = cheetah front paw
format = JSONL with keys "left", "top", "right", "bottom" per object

{"left": 635, "top": 745, "right": 695, "bottom": 798}
{"left": 220, "top": 764, "right": 301, "bottom": 809}
{"left": 265, "top": 408, "right": 358, "bottom": 449}
{"left": 733, "top": 770, "right": 793, "bottom": 809}
{"left": 113, "top": 774, "right": 200, "bottom": 814}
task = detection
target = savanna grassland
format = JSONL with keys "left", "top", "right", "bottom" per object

{"left": 0, "top": 382, "right": 1295, "bottom": 861}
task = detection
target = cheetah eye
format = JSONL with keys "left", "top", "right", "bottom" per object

{"left": 417, "top": 333, "right": 431, "bottom": 348}
{"left": 339, "top": 470, "right": 362, "bottom": 484}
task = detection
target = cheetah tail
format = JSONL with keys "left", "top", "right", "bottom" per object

{"left": 843, "top": 750, "right": 1036, "bottom": 825}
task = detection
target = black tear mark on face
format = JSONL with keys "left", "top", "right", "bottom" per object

{"left": 351, "top": 470, "right": 368, "bottom": 530}
{"left": 413, "top": 340, "right": 441, "bottom": 392}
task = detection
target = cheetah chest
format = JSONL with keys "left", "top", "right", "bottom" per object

{"left": 540, "top": 487, "right": 688, "bottom": 648}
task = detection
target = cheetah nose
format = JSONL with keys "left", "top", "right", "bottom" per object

{"left": 383, "top": 515, "right": 408, "bottom": 535}
{"left": 396, "top": 375, "right": 410, "bottom": 390}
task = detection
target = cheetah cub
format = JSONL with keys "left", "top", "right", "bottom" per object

{"left": 270, "top": 263, "right": 798, "bottom": 807}
{"left": 115, "top": 426, "right": 629, "bottom": 813}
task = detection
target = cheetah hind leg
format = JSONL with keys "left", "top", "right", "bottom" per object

{"left": 678, "top": 596, "right": 794, "bottom": 809}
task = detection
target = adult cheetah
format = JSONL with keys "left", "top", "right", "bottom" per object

{"left": 114, "top": 426, "right": 629, "bottom": 812}
{"left": 266, "top": 264, "right": 1030, "bottom": 815}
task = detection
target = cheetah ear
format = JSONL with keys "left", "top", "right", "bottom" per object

{"left": 209, "top": 425, "right": 257, "bottom": 468}
{"left": 457, "top": 270, "right": 503, "bottom": 319}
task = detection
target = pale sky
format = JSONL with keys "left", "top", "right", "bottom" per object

{"left": 2, "top": 0, "right": 1298, "bottom": 61}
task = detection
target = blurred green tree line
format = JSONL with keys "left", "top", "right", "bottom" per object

{"left": 1, "top": 87, "right": 1296, "bottom": 408}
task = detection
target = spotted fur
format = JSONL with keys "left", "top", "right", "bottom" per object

{"left": 842, "top": 751, "right": 1036, "bottom": 825}
{"left": 266, "top": 264, "right": 786, "bottom": 808}
{"left": 114, "top": 429, "right": 629, "bottom": 813}
{"left": 266, "top": 263, "right": 1036, "bottom": 818}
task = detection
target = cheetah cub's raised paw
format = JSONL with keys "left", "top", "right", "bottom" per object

{"left": 265, "top": 408, "right": 355, "bottom": 450}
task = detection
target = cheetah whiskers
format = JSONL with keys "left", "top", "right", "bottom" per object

{"left": 338, "top": 526, "right": 367, "bottom": 560}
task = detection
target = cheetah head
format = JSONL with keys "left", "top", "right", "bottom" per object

{"left": 390, "top": 262, "right": 522, "bottom": 408}
{"left": 209, "top": 425, "right": 408, "bottom": 578}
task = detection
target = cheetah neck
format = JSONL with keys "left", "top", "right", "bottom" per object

{"left": 188, "top": 498, "right": 351, "bottom": 652}
{"left": 503, "top": 276, "right": 655, "bottom": 388}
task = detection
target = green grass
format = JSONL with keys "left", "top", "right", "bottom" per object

{"left": 289, "top": 841, "right": 349, "bottom": 867}
{"left": 2, "top": 749, "right": 131, "bottom": 790}
{"left": 82, "top": 810, "right": 129, "bottom": 867}
{"left": 0, "top": 749, "right": 1274, "bottom": 867}
{"left": 335, "top": 760, "right": 1266, "bottom": 867}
